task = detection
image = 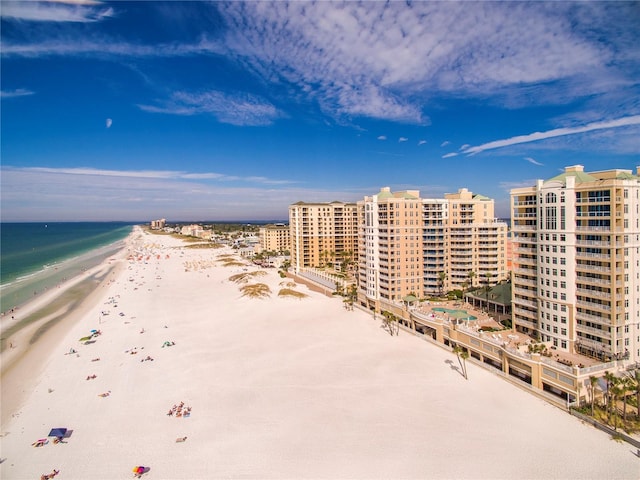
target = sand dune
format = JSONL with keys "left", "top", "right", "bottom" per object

{"left": 1, "top": 228, "right": 638, "bottom": 479}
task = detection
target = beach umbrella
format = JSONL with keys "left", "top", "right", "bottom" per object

{"left": 48, "top": 427, "right": 67, "bottom": 438}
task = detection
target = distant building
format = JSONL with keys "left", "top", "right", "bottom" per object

{"left": 510, "top": 165, "right": 640, "bottom": 362}
{"left": 288, "top": 201, "right": 358, "bottom": 272}
{"left": 150, "top": 218, "right": 166, "bottom": 230}
{"left": 258, "top": 223, "right": 291, "bottom": 253}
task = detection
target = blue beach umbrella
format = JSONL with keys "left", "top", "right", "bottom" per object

{"left": 48, "top": 427, "right": 67, "bottom": 438}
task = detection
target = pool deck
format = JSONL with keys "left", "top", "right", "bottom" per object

{"left": 416, "top": 300, "right": 600, "bottom": 368}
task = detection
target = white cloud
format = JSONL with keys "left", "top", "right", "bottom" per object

{"left": 461, "top": 115, "right": 640, "bottom": 155}
{"left": 442, "top": 152, "right": 458, "bottom": 158}
{"left": 2, "top": 2, "right": 637, "bottom": 126}
{"left": 418, "top": 140, "right": 427, "bottom": 146}
{"left": 524, "top": 157, "right": 543, "bottom": 166}
{"left": 138, "top": 90, "right": 284, "bottom": 126}
{"left": 1, "top": 0, "right": 114, "bottom": 22}
{"left": 0, "top": 166, "right": 355, "bottom": 222}
{"left": 0, "top": 88, "right": 35, "bottom": 98}
{"left": 13, "top": 166, "right": 294, "bottom": 185}
{"left": 105, "top": 118, "right": 112, "bottom": 128}
{"left": 377, "top": 135, "right": 387, "bottom": 141}
{"left": 440, "top": 141, "right": 450, "bottom": 147}
{"left": 459, "top": 144, "right": 470, "bottom": 151}
{"left": 399, "top": 137, "right": 408, "bottom": 142}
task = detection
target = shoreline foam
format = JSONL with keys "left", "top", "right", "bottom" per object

{"left": 1, "top": 229, "right": 638, "bottom": 479}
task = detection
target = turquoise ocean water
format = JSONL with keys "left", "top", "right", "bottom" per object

{"left": 0, "top": 222, "right": 134, "bottom": 313}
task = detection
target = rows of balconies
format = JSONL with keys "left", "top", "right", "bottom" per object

{"left": 576, "top": 310, "right": 613, "bottom": 325}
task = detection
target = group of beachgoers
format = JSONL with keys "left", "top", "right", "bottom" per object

{"left": 166, "top": 401, "right": 191, "bottom": 418}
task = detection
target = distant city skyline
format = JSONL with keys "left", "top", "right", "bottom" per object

{"left": 1, "top": 1, "right": 639, "bottom": 222}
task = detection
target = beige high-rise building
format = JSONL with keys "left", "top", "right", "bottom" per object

{"left": 258, "top": 223, "right": 291, "bottom": 253}
{"left": 358, "top": 187, "right": 507, "bottom": 309}
{"left": 358, "top": 188, "right": 424, "bottom": 305}
{"left": 288, "top": 201, "right": 358, "bottom": 273}
{"left": 510, "top": 165, "right": 640, "bottom": 362}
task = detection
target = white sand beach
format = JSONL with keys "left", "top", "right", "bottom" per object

{"left": 1, "top": 228, "right": 638, "bottom": 479}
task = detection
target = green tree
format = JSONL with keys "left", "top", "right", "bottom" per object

{"left": 483, "top": 272, "right": 493, "bottom": 313}
{"left": 588, "top": 375, "right": 599, "bottom": 417}
{"left": 628, "top": 369, "right": 640, "bottom": 420}
{"left": 438, "top": 271, "right": 447, "bottom": 297}
{"left": 603, "top": 370, "right": 617, "bottom": 423}
{"left": 467, "top": 270, "right": 476, "bottom": 289}
{"left": 453, "top": 345, "right": 469, "bottom": 380}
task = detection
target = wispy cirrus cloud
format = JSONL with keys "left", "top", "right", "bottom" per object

{"left": 138, "top": 90, "right": 284, "bottom": 126}
{"left": 0, "top": 88, "right": 35, "bottom": 98}
{"left": 2, "top": 2, "right": 638, "bottom": 127}
{"left": 418, "top": 140, "right": 427, "bottom": 146}
{"left": 377, "top": 135, "right": 387, "bottom": 141}
{"left": 0, "top": 165, "right": 354, "bottom": 221}
{"left": 460, "top": 115, "right": 640, "bottom": 155}
{"left": 1, "top": 0, "right": 114, "bottom": 23}
{"left": 524, "top": 157, "right": 543, "bottom": 166}
{"left": 399, "top": 137, "right": 408, "bottom": 142}
{"left": 10, "top": 166, "right": 294, "bottom": 185}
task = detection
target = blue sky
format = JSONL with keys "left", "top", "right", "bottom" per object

{"left": 1, "top": 1, "right": 639, "bottom": 222}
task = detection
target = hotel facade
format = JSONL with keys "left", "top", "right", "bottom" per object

{"left": 258, "top": 223, "right": 291, "bottom": 254}
{"left": 511, "top": 165, "right": 640, "bottom": 363}
{"left": 357, "top": 187, "right": 507, "bottom": 311}
{"left": 288, "top": 201, "right": 359, "bottom": 273}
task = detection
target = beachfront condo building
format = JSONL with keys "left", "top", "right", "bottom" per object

{"left": 510, "top": 165, "right": 640, "bottom": 363}
{"left": 288, "top": 201, "right": 359, "bottom": 273}
{"left": 357, "top": 187, "right": 507, "bottom": 309}
{"left": 258, "top": 223, "right": 291, "bottom": 254}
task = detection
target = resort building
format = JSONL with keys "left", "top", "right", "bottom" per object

{"left": 288, "top": 201, "right": 358, "bottom": 273}
{"left": 510, "top": 165, "right": 640, "bottom": 363}
{"left": 150, "top": 218, "right": 166, "bottom": 230}
{"left": 258, "top": 223, "right": 291, "bottom": 254}
{"left": 357, "top": 187, "right": 507, "bottom": 310}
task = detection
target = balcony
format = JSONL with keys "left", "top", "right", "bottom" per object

{"left": 514, "top": 318, "right": 538, "bottom": 330}
{"left": 575, "top": 251, "right": 611, "bottom": 261}
{"left": 576, "top": 324, "right": 612, "bottom": 339}
{"left": 513, "top": 297, "right": 538, "bottom": 309}
{"left": 576, "top": 299, "right": 611, "bottom": 311}
{"left": 513, "top": 286, "right": 537, "bottom": 297}
{"left": 512, "top": 224, "right": 537, "bottom": 231}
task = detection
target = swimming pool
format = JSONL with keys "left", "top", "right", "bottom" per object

{"left": 432, "top": 307, "right": 477, "bottom": 321}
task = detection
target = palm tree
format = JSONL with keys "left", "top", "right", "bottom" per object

{"left": 461, "top": 280, "right": 469, "bottom": 303}
{"left": 626, "top": 369, "right": 640, "bottom": 420}
{"left": 467, "top": 270, "right": 476, "bottom": 290}
{"left": 437, "top": 271, "right": 447, "bottom": 297}
{"left": 603, "top": 370, "right": 617, "bottom": 422}
{"left": 453, "top": 345, "right": 467, "bottom": 379}
{"left": 460, "top": 350, "right": 470, "bottom": 380}
{"left": 619, "top": 376, "right": 632, "bottom": 422}
{"left": 610, "top": 379, "right": 623, "bottom": 431}
{"left": 588, "top": 375, "right": 599, "bottom": 417}
{"left": 483, "top": 272, "right": 493, "bottom": 313}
